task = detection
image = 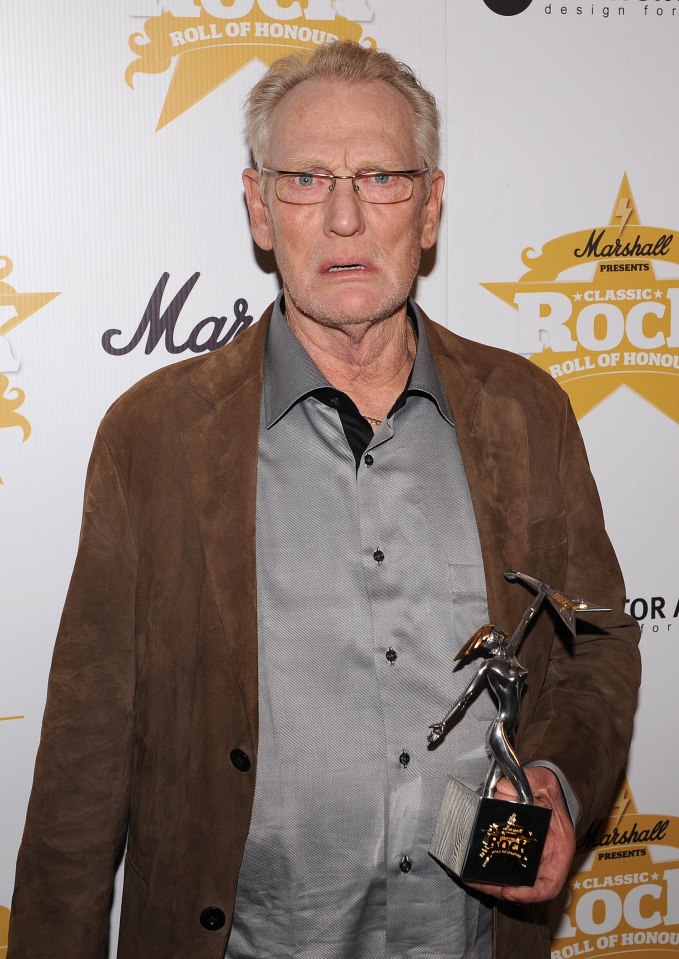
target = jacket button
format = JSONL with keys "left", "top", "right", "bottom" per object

{"left": 200, "top": 906, "right": 226, "bottom": 930}
{"left": 399, "top": 855, "right": 413, "bottom": 873}
{"left": 386, "top": 647, "right": 397, "bottom": 663}
{"left": 373, "top": 548, "right": 385, "bottom": 563}
{"left": 399, "top": 751, "right": 410, "bottom": 768}
{"left": 230, "top": 748, "right": 251, "bottom": 772}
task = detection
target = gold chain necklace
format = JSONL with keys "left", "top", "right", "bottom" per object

{"left": 361, "top": 413, "right": 383, "bottom": 428}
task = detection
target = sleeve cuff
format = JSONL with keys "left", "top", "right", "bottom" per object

{"left": 527, "top": 760, "right": 581, "bottom": 826}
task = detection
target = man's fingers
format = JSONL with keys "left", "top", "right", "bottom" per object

{"left": 464, "top": 768, "right": 576, "bottom": 905}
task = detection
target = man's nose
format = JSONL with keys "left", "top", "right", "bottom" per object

{"left": 323, "top": 178, "right": 365, "bottom": 236}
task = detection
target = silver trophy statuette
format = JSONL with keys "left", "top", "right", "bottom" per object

{"left": 428, "top": 570, "right": 609, "bottom": 887}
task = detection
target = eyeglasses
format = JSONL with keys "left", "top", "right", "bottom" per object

{"left": 261, "top": 167, "right": 430, "bottom": 205}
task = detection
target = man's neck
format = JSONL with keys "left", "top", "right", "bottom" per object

{"left": 284, "top": 303, "right": 417, "bottom": 423}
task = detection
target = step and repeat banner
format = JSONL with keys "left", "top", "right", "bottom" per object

{"left": 1, "top": 2, "right": 677, "bottom": 956}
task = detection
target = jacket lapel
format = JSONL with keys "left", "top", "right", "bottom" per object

{"left": 181, "top": 307, "right": 272, "bottom": 745}
{"left": 424, "top": 315, "right": 531, "bottom": 625}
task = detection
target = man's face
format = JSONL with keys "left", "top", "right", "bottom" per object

{"left": 243, "top": 77, "right": 444, "bottom": 332}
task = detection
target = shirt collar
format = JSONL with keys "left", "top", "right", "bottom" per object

{"left": 403, "top": 300, "right": 454, "bottom": 426}
{"left": 263, "top": 292, "right": 454, "bottom": 428}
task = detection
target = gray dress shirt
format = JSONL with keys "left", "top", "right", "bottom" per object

{"left": 226, "top": 297, "right": 495, "bottom": 959}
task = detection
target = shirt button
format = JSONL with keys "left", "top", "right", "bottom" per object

{"left": 329, "top": 395, "right": 340, "bottom": 407}
{"left": 399, "top": 855, "right": 413, "bottom": 873}
{"left": 364, "top": 453, "right": 374, "bottom": 466}
{"left": 386, "top": 647, "right": 397, "bottom": 663}
{"left": 230, "top": 748, "right": 251, "bottom": 772}
{"left": 399, "top": 751, "right": 410, "bottom": 768}
{"left": 373, "top": 548, "right": 385, "bottom": 563}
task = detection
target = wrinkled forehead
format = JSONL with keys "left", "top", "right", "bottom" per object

{"left": 268, "top": 77, "right": 419, "bottom": 167}
{"left": 272, "top": 76, "right": 414, "bottom": 121}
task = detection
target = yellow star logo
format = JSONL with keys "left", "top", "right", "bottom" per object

{"left": 126, "top": 3, "right": 374, "bottom": 131}
{"left": 483, "top": 176, "right": 679, "bottom": 424}
{"left": 553, "top": 779, "right": 679, "bottom": 956}
{"left": 0, "top": 257, "right": 59, "bottom": 483}
{"left": 0, "top": 256, "right": 59, "bottom": 360}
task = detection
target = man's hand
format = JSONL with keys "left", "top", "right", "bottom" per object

{"left": 465, "top": 766, "right": 576, "bottom": 904}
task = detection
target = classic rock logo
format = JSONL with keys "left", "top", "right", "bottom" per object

{"left": 485, "top": 176, "right": 679, "bottom": 425}
{"left": 550, "top": 781, "right": 679, "bottom": 958}
{"left": 126, "top": 0, "right": 374, "bottom": 130}
{"left": 0, "top": 257, "right": 59, "bottom": 485}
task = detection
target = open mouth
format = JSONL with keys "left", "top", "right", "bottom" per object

{"left": 328, "top": 264, "right": 366, "bottom": 272}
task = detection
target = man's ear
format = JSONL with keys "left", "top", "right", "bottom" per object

{"left": 420, "top": 169, "right": 445, "bottom": 251}
{"left": 243, "top": 168, "right": 274, "bottom": 251}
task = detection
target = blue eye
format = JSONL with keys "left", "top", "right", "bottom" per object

{"left": 372, "top": 173, "right": 392, "bottom": 184}
{"left": 295, "top": 174, "right": 316, "bottom": 187}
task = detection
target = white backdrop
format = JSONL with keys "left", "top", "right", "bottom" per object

{"left": 1, "top": 2, "right": 677, "bottom": 956}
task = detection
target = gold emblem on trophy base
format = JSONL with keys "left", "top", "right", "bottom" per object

{"left": 479, "top": 812, "right": 538, "bottom": 869}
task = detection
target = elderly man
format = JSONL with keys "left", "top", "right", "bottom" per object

{"left": 9, "top": 41, "right": 639, "bottom": 959}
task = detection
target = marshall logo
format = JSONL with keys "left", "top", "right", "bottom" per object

{"left": 126, "top": 0, "right": 375, "bottom": 130}
{"left": 573, "top": 231, "right": 672, "bottom": 262}
{"left": 484, "top": 176, "right": 679, "bottom": 425}
{"left": 581, "top": 818, "right": 669, "bottom": 851}
{"left": 102, "top": 272, "right": 254, "bottom": 356}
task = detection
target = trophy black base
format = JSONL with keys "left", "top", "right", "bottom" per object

{"left": 430, "top": 777, "right": 551, "bottom": 887}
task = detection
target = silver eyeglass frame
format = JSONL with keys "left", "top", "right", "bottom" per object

{"left": 260, "top": 167, "right": 430, "bottom": 204}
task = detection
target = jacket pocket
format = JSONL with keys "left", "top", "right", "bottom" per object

{"left": 529, "top": 509, "right": 566, "bottom": 551}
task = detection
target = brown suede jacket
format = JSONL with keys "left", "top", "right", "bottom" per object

{"left": 9, "top": 306, "right": 641, "bottom": 958}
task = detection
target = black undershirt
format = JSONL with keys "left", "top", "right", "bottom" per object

{"left": 313, "top": 386, "right": 411, "bottom": 469}
{"left": 281, "top": 297, "right": 415, "bottom": 468}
